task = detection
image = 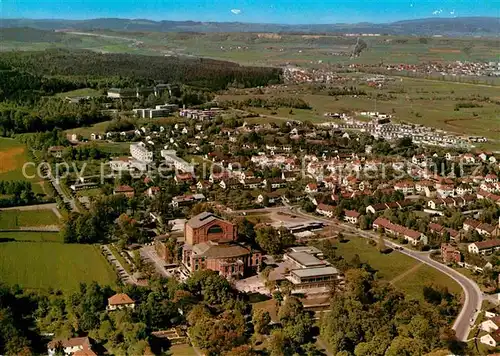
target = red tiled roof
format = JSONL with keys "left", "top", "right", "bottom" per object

{"left": 115, "top": 185, "right": 134, "bottom": 193}
{"left": 108, "top": 293, "right": 135, "bottom": 305}
{"left": 317, "top": 204, "right": 335, "bottom": 212}
{"left": 472, "top": 240, "right": 500, "bottom": 249}
{"left": 345, "top": 210, "right": 360, "bottom": 218}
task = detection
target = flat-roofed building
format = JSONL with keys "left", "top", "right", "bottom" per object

{"left": 130, "top": 142, "right": 153, "bottom": 163}
{"left": 281, "top": 246, "right": 341, "bottom": 292}
{"left": 161, "top": 149, "right": 194, "bottom": 173}
{"left": 287, "top": 266, "right": 340, "bottom": 288}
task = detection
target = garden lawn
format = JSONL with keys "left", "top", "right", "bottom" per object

{"left": 0, "top": 242, "right": 116, "bottom": 291}
{"left": 0, "top": 209, "right": 60, "bottom": 229}
{"left": 333, "top": 237, "right": 461, "bottom": 300}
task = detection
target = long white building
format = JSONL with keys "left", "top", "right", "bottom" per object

{"left": 130, "top": 143, "right": 153, "bottom": 163}
{"left": 161, "top": 149, "right": 194, "bottom": 173}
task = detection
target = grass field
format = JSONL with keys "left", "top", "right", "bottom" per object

{"left": 0, "top": 242, "right": 116, "bottom": 290}
{"left": 0, "top": 231, "right": 62, "bottom": 242}
{"left": 0, "top": 138, "right": 38, "bottom": 181}
{"left": 169, "top": 344, "right": 198, "bottom": 356}
{"left": 219, "top": 77, "right": 500, "bottom": 143}
{"left": 333, "top": 237, "right": 461, "bottom": 299}
{"left": 0, "top": 209, "right": 60, "bottom": 229}
{"left": 55, "top": 88, "right": 103, "bottom": 98}
{"left": 65, "top": 120, "right": 112, "bottom": 139}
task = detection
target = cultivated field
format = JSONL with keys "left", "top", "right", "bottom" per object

{"left": 333, "top": 237, "right": 461, "bottom": 300}
{"left": 0, "top": 137, "right": 45, "bottom": 193}
{"left": 0, "top": 209, "right": 60, "bottom": 229}
{"left": 0, "top": 242, "right": 116, "bottom": 290}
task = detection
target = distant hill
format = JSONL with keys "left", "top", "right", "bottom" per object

{"left": 1, "top": 17, "right": 499, "bottom": 36}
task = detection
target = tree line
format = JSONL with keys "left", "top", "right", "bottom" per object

{"left": 0, "top": 49, "right": 282, "bottom": 91}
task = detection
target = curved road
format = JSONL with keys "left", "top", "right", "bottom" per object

{"left": 236, "top": 205, "right": 483, "bottom": 341}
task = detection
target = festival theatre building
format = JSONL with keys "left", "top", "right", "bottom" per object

{"left": 182, "top": 212, "right": 261, "bottom": 279}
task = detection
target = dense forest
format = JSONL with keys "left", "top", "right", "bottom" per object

{"left": 0, "top": 49, "right": 282, "bottom": 91}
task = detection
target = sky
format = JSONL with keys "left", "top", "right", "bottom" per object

{"left": 1, "top": 0, "right": 499, "bottom": 24}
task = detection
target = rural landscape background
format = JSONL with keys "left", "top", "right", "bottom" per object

{"left": 0, "top": 10, "right": 499, "bottom": 356}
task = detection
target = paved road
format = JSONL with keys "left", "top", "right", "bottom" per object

{"left": 102, "top": 245, "right": 137, "bottom": 285}
{"left": 140, "top": 246, "right": 170, "bottom": 278}
{"left": 234, "top": 205, "right": 483, "bottom": 341}
{"left": 48, "top": 174, "right": 79, "bottom": 212}
{"left": 292, "top": 207, "right": 482, "bottom": 341}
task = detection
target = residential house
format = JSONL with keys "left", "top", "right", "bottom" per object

{"left": 344, "top": 210, "right": 360, "bottom": 225}
{"left": 476, "top": 223, "right": 500, "bottom": 238}
{"left": 171, "top": 194, "right": 206, "bottom": 208}
{"left": 480, "top": 331, "right": 500, "bottom": 348}
{"left": 436, "top": 184, "right": 455, "bottom": 198}
{"left": 316, "top": 204, "right": 335, "bottom": 218}
{"left": 468, "top": 240, "right": 500, "bottom": 255}
{"left": 241, "top": 178, "right": 263, "bottom": 189}
{"left": 175, "top": 172, "right": 194, "bottom": 184}
{"left": 219, "top": 178, "right": 241, "bottom": 190}
{"left": 257, "top": 192, "right": 282, "bottom": 205}
{"left": 282, "top": 171, "right": 298, "bottom": 182}
{"left": 48, "top": 337, "right": 95, "bottom": 356}
{"left": 48, "top": 146, "right": 65, "bottom": 158}
{"left": 456, "top": 184, "right": 473, "bottom": 196}
{"left": 415, "top": 180, "right": 434, "bottom": 194}
{"left": 114, "top": 185, "right": 135, "bottom": 198}
{"left": 107, "top": 293, "right": 136, "bottom": 311}
{"left": 394, "top": 181, "right": 415, "bottom": 195}
{"left": 305, "top": 183, "right": 318, "bottom": 194}
{"left": 463, "top": 219, "right": 481, "bottom": 232}
{"left": 372, "top": 217, "right": 427, "bottom": 245}
{"left": 263, "top": 178, "right": 287, "bottom": 190}
{"left": 147, "top": 186, "right": 161, "bottom": 197}
{"left": 440, "top": 244, "right": 461, "bottom": 263}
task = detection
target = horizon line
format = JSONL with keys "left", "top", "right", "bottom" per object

{"left": 1, "top": 15, "right": 496, "bottom": 27}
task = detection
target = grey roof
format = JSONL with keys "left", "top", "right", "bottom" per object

{"left": 291, "top": 266, "right": 339, "bottom": 278}
{"left": 186, "top": 212, "right": 218, "bottom": 228}
{"left": 287, "top": 252, "right": 324, "bottom": 267}
{"left": 289, "top": 246, "right": 323, "bottom": 254}
{"left": 192, "top": 241, "right": 250, "bottom": 258}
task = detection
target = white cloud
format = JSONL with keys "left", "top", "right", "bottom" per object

{"left": 432, "top": 9, "right": 443, "bottom": 15}
{"left": 231, "top": 9, "right": 241, "bottom": 15}
{"left": 450, "top": 10, "right": 455, "bottom": 15}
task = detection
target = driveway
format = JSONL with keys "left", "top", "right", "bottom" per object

{"left": 102, "top": 245, "right": 137, "bottom": 285}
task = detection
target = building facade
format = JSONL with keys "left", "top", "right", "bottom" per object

{"left": 182, "top": 212, "right": 260, "bottom": 280}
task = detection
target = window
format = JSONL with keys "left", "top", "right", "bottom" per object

{"left": 208, "top": 225, "right": 223, "bottom": 234}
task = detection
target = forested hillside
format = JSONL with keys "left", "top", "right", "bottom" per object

{"left": 0, "top": 49, "right": 282, "bottom": 90}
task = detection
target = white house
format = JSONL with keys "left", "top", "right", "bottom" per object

{"left": 107, "top": 293, "right": 136, "bottom": 311}
{"left": 344, "top": 210, "right": 360, "bottom": 225}
{"left": 480, "top": 333, "right": 500, "bottom": 348}
{"left": 305, "top": 183, "right": 318, "bottom": 194}
{"left": 47, "top": 337, "right": 94, "bottom": 356}
{"left": 316, "top": 204, "right": 335, "bottom": 218}
{"left": 468, "top": 240, "right": 500, "bottom": 255}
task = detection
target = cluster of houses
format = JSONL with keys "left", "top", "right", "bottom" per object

{"left": 320, "top": 117, "right": 482, "bottom": 148}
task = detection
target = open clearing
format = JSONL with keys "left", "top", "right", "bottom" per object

{"left": 0, "top": 242, "right": 116, "bottom": 291}
{"left": 0, "top": 209, "right": 60, "bottom": 229}
{"left": 333, "top": 237, "right": 461, "bottom": 300}
{"left": 0, "top": 138, "right": 43, "bottom": 189}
